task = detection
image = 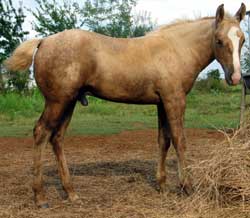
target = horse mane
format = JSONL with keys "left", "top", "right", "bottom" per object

{"left": 147, "top": 13, "right": 235, "bottom": 36}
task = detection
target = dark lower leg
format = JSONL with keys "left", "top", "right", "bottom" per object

{"left": 156, "top": 136, "right": 171, "bottom": 191}
{"left": 52, "top": 136, "right": 78, "bottom": 201}
{"left": 50, "top": 101, "right": 78, "bottom": 201}
{"left": 156, "top": 104, "right": 171, "bottom": 191}
{"left": 33, "top": 122, "right": 51, "bottom": 207}
{"left": 171, "top": 125, "right": 193, "bottom": 194}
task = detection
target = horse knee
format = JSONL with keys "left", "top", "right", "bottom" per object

{"left": 33, "top": 121, "right": 49, "bottom": 145}
{"left": 33, "top": 121, "right": 44, "bottom": 144}
{"left": 50, "top": 132, "right": 64, "bottom": 153}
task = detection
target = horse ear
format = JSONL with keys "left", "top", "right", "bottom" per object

{"left": 215, "top": 4, "right": 225, "bottom": 27}
{"left": 235, "top": 3, "right": 246, "bottom": 22}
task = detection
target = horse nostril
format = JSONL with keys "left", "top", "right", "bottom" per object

{"left": 231, "top": 73, "right": 241, "bottom": 85}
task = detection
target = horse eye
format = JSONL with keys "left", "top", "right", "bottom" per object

{"left": 216, "top": 39, "right": 223, "bottom": 47}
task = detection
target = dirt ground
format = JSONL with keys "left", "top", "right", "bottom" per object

{"left": 0, "top": 129, "right": 234, "bottom": 218}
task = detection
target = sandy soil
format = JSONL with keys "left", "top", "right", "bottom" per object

{"left": 0, "top": 129, "right": 227, "bottom": 218}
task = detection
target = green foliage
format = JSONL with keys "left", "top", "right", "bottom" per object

{"left": 6, "top": 71, "right": 30, "bottom": 93}
{"left": 207, "top": 69, "right": 220, "bottom": 81}
{"left": 0, "top": 88, "right": 44, "bottom": 119}
{"left": 28, "top": 0, "right": 83, "bottom": 37}
{"left": 83, "top": 0, "right": 135, "bottom": 37}
{"left": 241, "top": 44, "right": 250, "bottom": 74}
{"left": 0, "top": 0, "right": 29, "bottom": 92}
{"left": 131, "top": 11, "right": 156, "bottom": 37}
{"left": 241, "top": 20, "right": 250, "bottom": 75}
{"left": 0, "top": 0, "right": 28, "bottom": 63}
{"left": 29, "top": 0, "right": 156, "bottom": 38}
{"left": 83, "top": 0, "right": 155, "bottom": 37}
{"left": 195, "top": 69, "right": 229, "bottom": 93}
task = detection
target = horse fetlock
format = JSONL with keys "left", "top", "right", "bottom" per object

{"left": 156, "top": 173, "right": 167, "bottom": 192}
{"left": 34, "top": 191, "right": 48, "bottom": 208}
{"left": 62, "top": 183, "right": 79, "bottom": 202}
{"left": 38, "top": 202, "right": 49, "bottom": 209}
{"left": 180, "top": 178, "right": 194, "bottom": 195}
{"left": 68, "top": 192, "right": 80, "bottom": 202}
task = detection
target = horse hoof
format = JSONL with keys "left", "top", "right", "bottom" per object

{"left": 38, "top": 203, "right": 49, "bottom": 209}
{"left": 159, "top": 184, "right": 167, "bottom": 193}
{"left": 157, "top": 175, "right": 167, "bottom": 193}
{"left": 181, "top": 184, "right": 194, "bottom": 196}
{"left": 68, "top": 193, "right": 80, "bottom": 202}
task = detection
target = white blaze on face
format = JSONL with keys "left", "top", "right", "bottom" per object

{"left": 227, "top": 26, "right": 241, "bottom": 85}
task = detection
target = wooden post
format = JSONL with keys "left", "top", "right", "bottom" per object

{"left": 0, "top": 64, "right": 4, "bottom": 92}
{"left": 240, "top": 81, "right": 246, "bottom": 128}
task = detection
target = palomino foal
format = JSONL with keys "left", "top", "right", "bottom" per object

{"left": 5, "top": 4, "right": 246, "bottom": 208}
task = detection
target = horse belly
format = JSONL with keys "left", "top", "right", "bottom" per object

{"left": 88, "top": 45, "right": 160, "bottom": 104}
{"left": 89, "top": 80, "right": 160, "bottom": 104}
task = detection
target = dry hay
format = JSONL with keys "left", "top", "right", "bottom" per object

{"left": 175, "top": 128, "right": 250, "bottom": 217}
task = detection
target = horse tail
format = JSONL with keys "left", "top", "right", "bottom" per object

{"left": 4, "top": 39, "right": 42, "bottom": 72}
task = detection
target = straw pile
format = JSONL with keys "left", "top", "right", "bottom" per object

{"left": 176, "top": 128, "right": 250, "bottom": 217}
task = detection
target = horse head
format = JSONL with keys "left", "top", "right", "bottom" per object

{"left": 213, "top": 3, "right": 246, "bottom": 85}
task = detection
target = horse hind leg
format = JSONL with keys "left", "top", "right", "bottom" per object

{"left": 49, "top": 101, "right": 79, "bottom": 202}
{"left": 33, "top": 112, "right": 53, "bottom": 208}
{"left": 33, "top": 100, "right": 75, "bottom": 207}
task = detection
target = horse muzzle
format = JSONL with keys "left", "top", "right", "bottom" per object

{"left": 231, "top": 72, "right": 241, "bottom": 85}
{"left": 223, "top": 66, "right": 241, "bottom": 86}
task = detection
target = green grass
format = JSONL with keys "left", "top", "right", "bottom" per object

{"left": 0, "top": 86, "right": 242, "bottom": 137}
{"left": 185, "top": 88, "right": 241, "bottom": 129}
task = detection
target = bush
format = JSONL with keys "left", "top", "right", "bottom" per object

{"left": 195, "top": 69, "right": 229, "bottom": 93}
{"left": 0, "top": 88, "right": 43, "bottom": 118}
{"left": 207, "top": 68, "right": 220, "bottom": 80}
{"left": 0, "top": 70, "right": 31, "bottom": 94}
{"left": 6, "top": 71, "right": 30, "bottom": 93}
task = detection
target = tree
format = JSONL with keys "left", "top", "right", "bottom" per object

{"left": 241, "top": 21, "right": 250, "bottom": 74}
{"left": 131, "top": 11, "right": 156, "bottom": 37}
{"left": 242, "top": 49, "right": 250, "bottom": 74}
{"left": 207, "top": 69, "right": 220, "bottom": 81}
{"left": 195, "top": 69, "right": 226, "bottom": 92}
{"left": 239, "top": 20, "right": 250, "bottom": 127}
{"left": 240, "top": 19, "right": 250, "bottom": 75}
{"left": 83, "top": 0, "right": 156, "bottom": 37}
{"left": 28, "top": 0, "right": 83, "bottom": 37}
{"left": 30, "top": 0, "right": 156, "bottom": 38}
{"left": 83, "top": 0, "right": 136, "bottom": 37}
{"left": 0, "top": 0, "right": 29, "bottom": 91}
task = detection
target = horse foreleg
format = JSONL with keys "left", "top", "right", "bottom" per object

{"left": 162, "top": 94, "right": 193, "bottom": 195}
{"left": 156, "top": 103, "right": 171, "bottom": 192}
{"left": 50, "top": 101, "right": 79, "bottom": 202}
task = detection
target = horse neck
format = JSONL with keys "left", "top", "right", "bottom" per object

{"left": 160, "top": 19, "right": 216, "bottom": 93}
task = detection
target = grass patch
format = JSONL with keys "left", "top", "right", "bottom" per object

{"left": 185, "top": 88, "right": 241, "bottom": 129}
{"left": 0, "top": 90, "right": 44, "bottom": 119}
{"left": 0, "top": 86, "right": 242, "bottom": 137}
